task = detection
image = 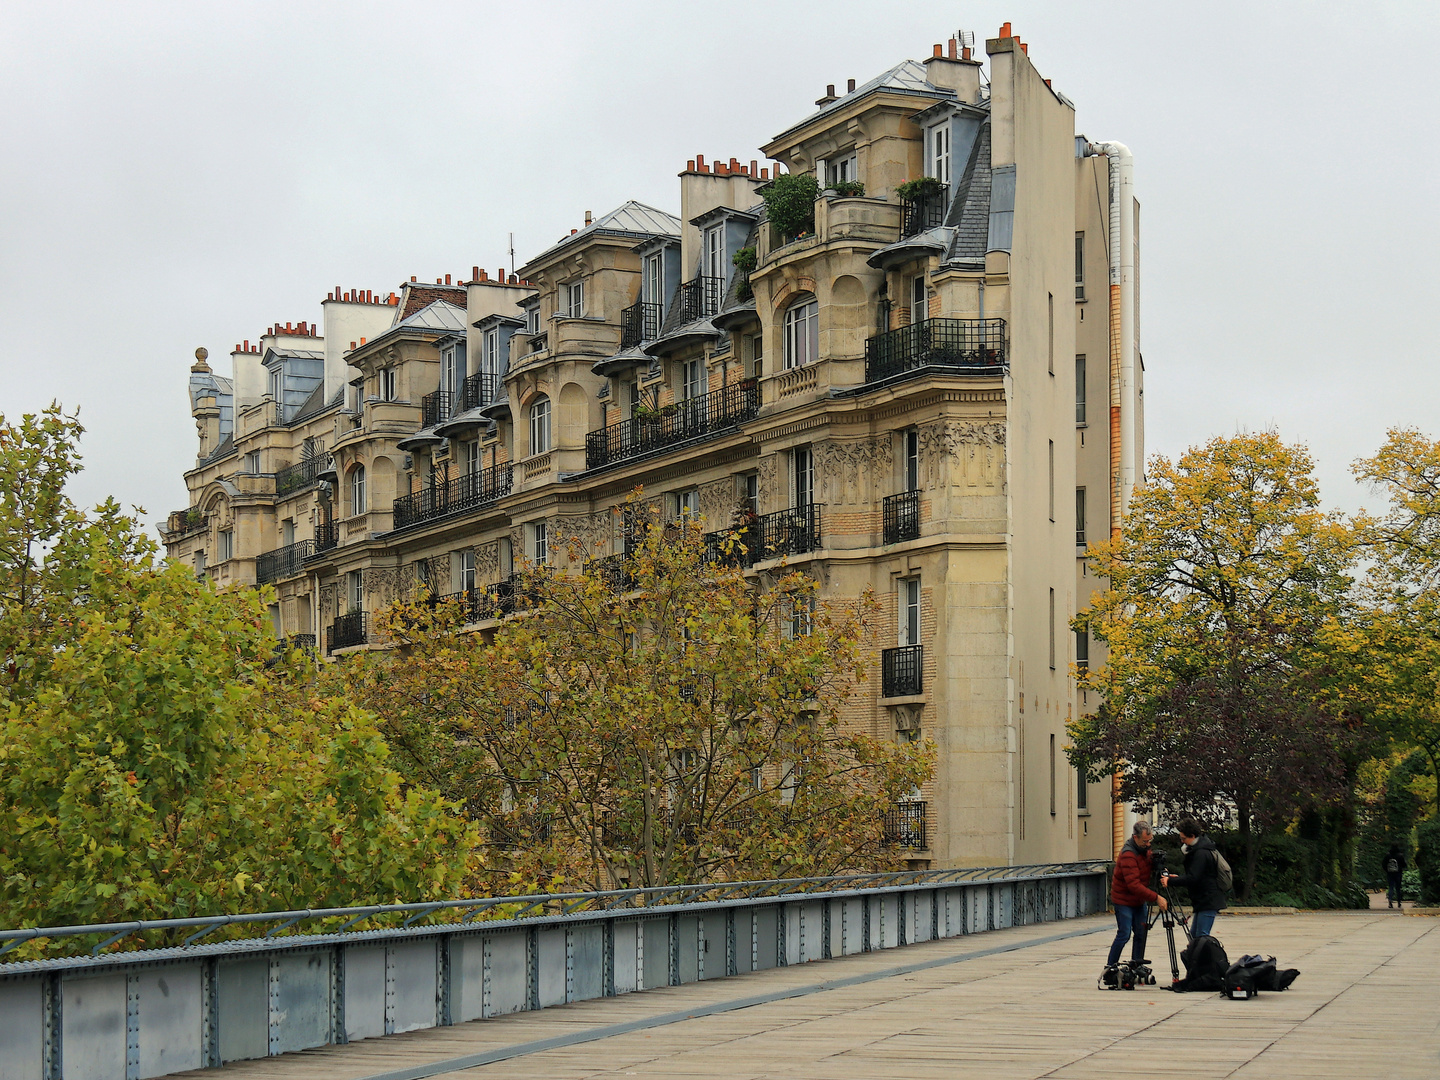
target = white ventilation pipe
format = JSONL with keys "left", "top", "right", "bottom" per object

{"left": 1090, "top": 141, "right": 1137, "bottom": 525}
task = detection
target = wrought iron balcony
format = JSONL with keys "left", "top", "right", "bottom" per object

{"left": 166, "top": 508, "right": 207, "bottom": 538}
{"left": 703, "top": 504, "right": 823, "bottom": 568}
{"left": 274, "top": 454, "right": 332, "bottom": 497}
{"left": 585, "top": 379, "right": 759, "bottom": 470}
{"left": 393, "top": 464, "right": 512, "bottom": 531}
{"left": 620, "top": 300, "right": 662, "bottom": 348}
{"left": 676, "top": 275, "right": 724, "bottom": 322}
{"left": 311, "top": 522, "right": 339, "bottom": 555}
{"left": 256, "top": 539, "right": 316, "bottom": 585}
{"left": 900, "top": 184, "right": 948, "bottom": 236}
{"left": 589, "top": 553, "right": 636, "bottom": 593}
{"left": 883, "top": 490, "right": 921, "bottom": 545}
{"left": 422, "top": 390, "right": 455, "bottom": 428}
{"left": 461, "top": 371, "right": 501, "bottom": 412}
{"left": 326, "top": 610, "right": 367, "bottom": 653}
{"left": 882, "top": 801, "right": 927, "bottom": 849}
{"left": 882, "top": 644, "right": 923, "bottom": 697}
{"left": 287, "top": 633, "right": 317, "bottom": 651}
{"left": 864, "top": 317, "right": 1006, "bottom": 384}
{"left": 430, "top": 575, "right": 528, "bottom": 622}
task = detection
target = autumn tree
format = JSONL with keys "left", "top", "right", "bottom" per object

{"left": 0, "top": 406, "right": 478, "bottom": 951}
{"left": 1068, "top": 432, "right": 1355, "bottom": 899}
{"left": 332, "top": 503, "right": 933, "bottom": 892}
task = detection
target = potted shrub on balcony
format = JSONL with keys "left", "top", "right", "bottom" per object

{"left": 896, "top": 177, "right": 945, "bottom": 200}
{"left": 732, "top": 246, "right": 757, "bottom": 302}
{"left": 833, "top": 180, "right": 866, "bottom": 197}
{"left": 763, "top": 172, "right": 821, "bottom": 243}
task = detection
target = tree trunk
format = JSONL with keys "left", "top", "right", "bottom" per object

{"left": 1237, "top": 795, "right": 1258, "bottom": 903}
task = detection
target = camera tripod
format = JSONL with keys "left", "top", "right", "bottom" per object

{"left": 1146, "top": 881, "right": 1193, "bottom": 986}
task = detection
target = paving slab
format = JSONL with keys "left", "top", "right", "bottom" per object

{"left": 174, "top": 911, "right": 1440, "bottom": 1080}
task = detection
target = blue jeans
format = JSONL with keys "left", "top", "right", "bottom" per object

{"left": 1107, "top": 903, "right": 1148, "bottom": 967}
{"left": 1191, "top": 910, "right": 1217, "bottom": 939}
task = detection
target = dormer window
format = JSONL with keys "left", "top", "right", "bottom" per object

{"left": 643, "top": 252, "right": 664, "bottom": 305}
{"left": 703, "top": 225, "right": 725, "bottom": 284}
{"left": 524, "top": 303, "right": 540, "bottom": 335}
{"left": 825, "top": 152, "right": 857, "bottom": 187}
{"left": 564, "top": 280, "right": 585, "bottom": 318}
{"left": 482, "top": 328, "right": 501, "bottom": 375}
{"left": 927, "top": 124, "right": 951, "bottom": 186}
{"left": 268, "top": 369, "right": 282, "bottom": 401}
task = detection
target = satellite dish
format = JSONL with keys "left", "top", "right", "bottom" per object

{"left": 958, "top": 30, "right": 975, "bottom": 50}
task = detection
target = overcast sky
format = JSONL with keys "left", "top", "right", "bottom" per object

{"left": 3, "top": 0, "right": 1436, "bottom": 531}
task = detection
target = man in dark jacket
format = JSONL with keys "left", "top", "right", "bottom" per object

{"left": 1383, "top": 844, "right": 1407, "bottom": 909}
{"left": 1162, "top": 815, "right": 1227, "bottom": 938}
{"left": 1105, "top": 820, "right": 1167, "bottom": 980}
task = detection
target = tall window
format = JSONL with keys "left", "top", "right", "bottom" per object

{"left": 565, "top": 280, "right": 585, "bottom": 318}
{"left": 282, "top": 518, "right": 295, "bottom": 547}
{"left": 1077, "top": 767, "right": 1088, "bottom": 810}
{"left": 904, "top": 428, "right": 920, "bottom": 491}
{"left": 792, "top": 447, "right": 814, "bottom": 508}
{"left": 245, "top": 451, "right": 261, "bottom": 474}
{"left": 672, "top": 488, "right": 700, "bottom": 520}
{"left": 482, "top": 329, "right": 500, "bottom": 377}
{"left": 1076, "top": 628, "right": 1090, "bottom": 670}
{"left": 703, "top": 225, "right": 724, "bottom": 282}
{"left": 1075, "top": 488, "right": 1087, "bottom": 546}
{"left": 459, "top": 549, "right": 476, "bottom": 592}
{"left": 347, "top": 570, "right": 363, "bottom": 612}
{"left": 742, "top": 472, "right": 759, "bottom": 515}
{"left": 533, "top": 522, "right": 549, "bottom": 565}
{"left": 1075, "top": 355, "right": 1087, "bottom": 425}
{"left": 644, "top": 252, "right": 663, "bottom": 305}
{"left": 783, "top": 297, "right": 818, "bottom": 369}
{"left": 440, "top": 345, "right": 455, "bottom": 396}
{"left": 379, "top": 367, "right": 397, "bottom": 401}
{"left": 748, "top": 333, "right": 763, "bottom": 378}
{"left": 217, "top": 529, "right": 234, "bottom": 562}
{"left": 529, "top": 396, "right": 551, "bottom": 455}
{"left": 1048, "top": 293, "right": 1055, "bottom": 375}
{"left": 928, "top": 123, "right": 951, "bottom": 185}
{"left": 1049, "top": 588, "right": 1057, "bottom": 670}
{"left": 524, "top": 303, "right": 540, "bottom": 335}
{"left": 787, "top": 592, "right": 815, "bottom": 639}
{"left": 350, "top": 465, "right": 367, "bottom": 516}
{"left": 900, "top": 577, "right": 921, "bottom": 646}
{"left": 268, "top": 369, "right": 282, "bottom": 402}
{"left": 1050, "top": 734, "right": 1057, "bottom": 817}
{"left": 911, "top": 274, "right": 926, "bottom": 326}
{"left": 682, "top": 358, "right": 705, "bottom": 400}
{"left": 1075, "top": 232, "right": 1086, "bottom": 301}
{"left": 1048, "top": 440, "right": 1055, "bottom": 521}
{"left": 825, "top": 152, "right": 856, "bottom": 187}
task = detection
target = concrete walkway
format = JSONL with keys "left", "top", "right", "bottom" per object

{"left": 181, "top": 910, "right": 1440, "bottom": 1080}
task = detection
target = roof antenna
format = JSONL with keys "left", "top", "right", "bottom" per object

{"left": 509, "top": 232, "right": 515, "bottom": 280}
{"left": 957, "top": 29, "right": 975, "bottom": 51}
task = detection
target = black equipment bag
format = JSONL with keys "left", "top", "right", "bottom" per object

{"left": 1172, "top": 933, "right": 1229, "bottom": 992}
{"left": 1225, "top": 954, "right": 1300, "bottom": 995}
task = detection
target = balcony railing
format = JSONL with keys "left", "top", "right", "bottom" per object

{"left": 882, "top": 801, "right": 927, "bottom": 849}
{"left": 287, "top": 633, "right": 317, "bottom": 651}
{"left": 326, "top": 610, "right": 368, "bottom": 653}
{"left": 620, "top": 300, "right": 662, "bottom": 348}
{"left": 676, "top": 275, "right": 724, "bottom": 322}
{"left": 274, "top": 454, "right": 332, "bottom": 496}
{"left": 165, "top": 509, "right": 207, "bottom": 538}
{"left": 865, "top": 317, "right": 1006, "bottom": 384}
{"left": 883, "top": 490, "right": 921, "bottom": 545}
{"left": 256, "top": 539, "right": 316, "bottom": 585}
{"left": 585, "top": 379, "right": 759, "bottom": 470}
{"left": 882, "top": 644, "right": 923, "bottom": 697}
{"left": 311, "top": 522, "right": 339, "bottom": 555}
{"left": 422, "top": 390, "right": 455, "bottom": 428}
{"left": 703, "top": 504, "right": 823, "bottom": 568}
{"left": 392, "top": 464, "right": 513, "bottom": 531}
{"left": 589, "top": 553, "right": 637, "bottom": 593}
{"left": 900, "top": 184, "right": 948, "bottom": 236}
{"left": 461, "top": 371, "right": 501, "bottom": 412}
{"left": 429, "top": 575, "right": 529, "bottom": 622}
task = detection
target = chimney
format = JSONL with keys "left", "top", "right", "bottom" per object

{"left": 388, "top": 293, "right": 398, "bottom": 305}
{"left": 584, "top": 210, "right": 592, "bottom": 226}
{"left": 411, "top": 275, "right": 417, "bottom": 282}
{"left": 444, "top": 274, "right": 451, "bottom": 285}
{"left": 761, "top": 167, "right": 769, "bottom": 180}
{"left": 925, "top": 31, "right": 983, "bottom": 100}
{"left": 1000, "top": 21, "right": 1012, "bottom": 38}
{"left": 472, "top": 265, "right": 479, "bottom": 281}
{"left": 815, "top": 83, "right": 837, "bottom": 106}
{"left": 359, "top": 337, "right": 366, "bottom": 346}
{"left": 948, "top": 38, "right": 957, "bottom": 59}
{"left": 686, "top": 158, "right": 695, "bottom": 171}
{"left": 498, "top": 268, "right": 505, "bottom": 281}
{"left": 847, "top": 78, "right": 856, "bottom": 93}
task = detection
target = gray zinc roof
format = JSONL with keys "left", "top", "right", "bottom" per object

{"left": 527, "top": 201, "right": 681, "bottom": 265}
{"left": 395, "top": 300, "right": 468, "bottom": 334}
{"left": 945, "top": 121, "right": 994, "bottom": 267}
{"left": 771, "top": 60, "right": 953, "bottom": 143}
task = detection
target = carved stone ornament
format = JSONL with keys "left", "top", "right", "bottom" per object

{"left": 816, "top": 437, "right": 895, "bottom": 506}
{"left": 756, "top": 454, "right": 779, "bottom": 511}
{"left": 919, "top": 420, "right": 1006, "bottom": 489}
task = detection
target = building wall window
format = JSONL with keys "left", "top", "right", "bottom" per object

{"left": 1076, "top": 487, "right": 1086, "bottom": 546}
{"left": 529, "top": 396, "right": 551, "bottom": 455}
{"left": 379, "top": 367, "right": 397, "bottom": 401}
{"left": 245, "top": 451, "right": 262, "bottom": 473}
{"left": 742, "top": 472, "right": 759, "bottom": 515}
{"left": 533, "top": 522, "right": 549, "bottom": 565}
{"left": 282, "top": 518, "right": 295, "bottom": 547}
{"left": 787, "top": 592, "right": 815, "bottom": 639}
{"left": 1048, "top": 440, "right": 1055, "bottom": 521}
{"left": 1075, "top": 355, "right": 1087, "bottom": 425}
{"left": 792, "top": 446, "right": 814, "bottom": 507}
{"left": 458, "top": 548, "right": 476, "bottom": 592}
{"left": 565, "top": 280, "right": 585, "bottom": 318}
{"left": 747, "top": 332, "right": 763, "bottom": 378}
{"left": 350, "top": 465, "right": 367, "bottom": 516}
{"left": 1048, "top": 292, "right": 1055, "bottom": 375}
{"left": 1075, "top": 232, "right": 1086, "bottom": 301}
{"left": 671, "top": 488, "right": 700, "bottom": 520}
{"left": 482, "top": 329, "right": 500, "bottom": 376}
{"left": 644, "top": 252, "right": 663, "bottom": 305}
{"left": 900, "top": 577, "right": 921, "bottom": 646}
{"left": 217, "top": 529, "right": 233, "bottom": 562}
{"left": 1076, "top": 628, "right": 1090, "bottom": 670}
{"left": 524, "top": 303, "right": 540, "bottom": 335}
{"left": 681, "top": 358, "right": 705, "bottom": 400}
{"left": 903, "top": 428, "right": 920, "bottom": 491}
{"left": 911, "top": 274, "right": 926, "bottom": 326}
{"left": 464, "top": 440, "right": 480, "bottom": 475}
{"left": 703, "top": 225, "right": 724, "bottom": 282}
{"left": 1050, "top": 733, "right": 1057, "bottom": 817}
{"left": 1049, "top": 587, "right": 1057, "bottom": 670}
{"left": 347, "top": 570, "right": 363, "bottom": 612}
{"left": 1077, "top": 767, "right": 1089, "bottom": 810}
{"left": 782, "top": 297, "right": 819, "bottom": 369}
{"left": 927, "top": 123, "right": 951, "bottom": 185}
{"left": 824, "top": 152, "right": 857, "bottom": 187}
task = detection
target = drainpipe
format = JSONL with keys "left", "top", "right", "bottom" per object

{"left": 1090, "top": 140, "right": 1136, "bottom": 861}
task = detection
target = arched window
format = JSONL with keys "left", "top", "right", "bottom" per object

{"left": 350, "top": 465, "right": 367, "bottom": 516}
{"left": 530, "top": 395, "right": 551, "bottom": 455}
{"left": 783, "top": 297, "right": 819, "bottom": 369}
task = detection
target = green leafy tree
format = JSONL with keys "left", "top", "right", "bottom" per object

{"left": 332, "top": 503, "right": 933, "bottom": 892}
{"left": 0, "top": 406, "right": 478, "bottom": 954}
{"left": 1068, "top": 432, "right": 1355, "bottom": 899}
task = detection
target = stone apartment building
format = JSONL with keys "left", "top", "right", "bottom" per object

{"left": 164, "top": 25, "right": 1142, "bottom": 869}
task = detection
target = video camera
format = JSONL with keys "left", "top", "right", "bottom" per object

{"left": 1149, "top": 849, "right": 1168, "bottom": 888}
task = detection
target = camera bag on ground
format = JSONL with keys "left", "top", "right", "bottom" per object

{"left": 1172, "top": 933, "right": 1228, "bottom": 992}
{"left": 1223, "top": 954, "right": 1300, "bottom": 998}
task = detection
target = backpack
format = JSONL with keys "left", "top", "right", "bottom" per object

{"left": 1214, "top": 849, "right": 1233, "bottom": 894}
{"left": 1174, "top": 933, "right": 1229, "bottom": 992}
{"left": 1385, "top": 856, "right": 1401, "bottom": 874}
{"left": 1223, "top": 955, "right": 1275, "bottom": 999}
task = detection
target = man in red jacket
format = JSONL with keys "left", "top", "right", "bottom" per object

{"left": 1103, "top": 819, "right": 1168, "bottom": 983}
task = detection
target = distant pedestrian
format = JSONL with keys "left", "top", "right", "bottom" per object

{"left": 1161, "top": 816, "right": 1227, "bottom": 938}
{"left": 1104, "top": 819, "right": 1167, "bottom": 985}
{"left": 1383, "top": 844, "right": 1408, "bottom": 909}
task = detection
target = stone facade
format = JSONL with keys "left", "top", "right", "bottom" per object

{"left": 165, "top": 28, "right": 1142, "bottom": 869}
